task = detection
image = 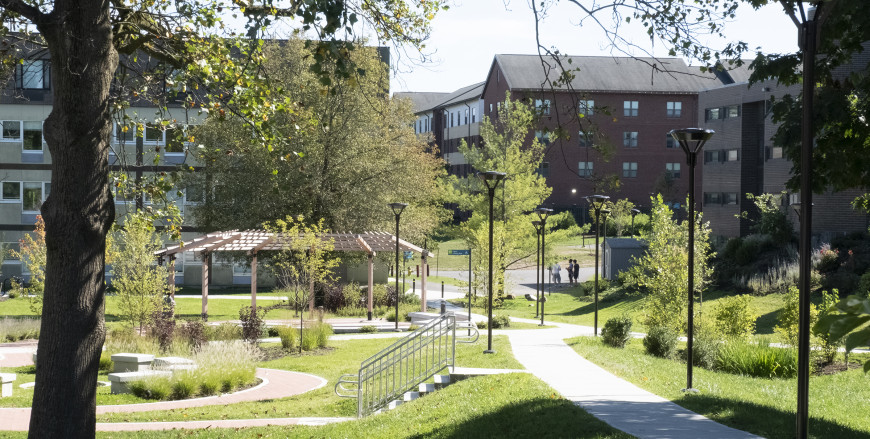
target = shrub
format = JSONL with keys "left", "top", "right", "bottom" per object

{"left": 813, "top": 290, "right": 844, "bottom": 364}
{"left": 491, "top": 314, "right": 511, "bottom": 329}
{"left": 322, "top": 282, "right": 349, "bottom": 312}
{"left": 371, "top": 284, "right": 390, "bottom": 307}
{"left": 334, "top": 305, "right": 367, "bottom": 317}
{"left": 643, "top": 325, "right": 678, "bottom": 359}
{"left": 149, "top": 310, "right": 176, "bottom": 352}
{"left": 207, "top": 322, "right": 242, "bottom": 341}
{"left": 169, "top": 372, "right": 197, "bottom": 400}
{"left": 601, "top": 316, "right": 633, "bottom": 348}
{"left": 714, "top": 295, "right": 756, "bottom": 340}
{"left": 239, "top": 305, "right": 265, "bottom": 343}
{"left": 775, "top": 286, "right": 817, "bottom": 346}
{"left": 476, "top": 320, "right": 487, "bottom": 329}
{"left": 858, "top": 272, "right": 870, "bottom": 298}
{"left": 276, "top": 326, "right": 298, "bottom": 350}
{"left": 130, "top": 375, "right": 171, "bottom": 400}
{"left": 691, "top": 332, "right": 720, "bottom": 370}
{"left": 383, "top": 303, "right": 416, "bottom": 322}
{"left": 300, "top": 321, "right": 332, "bottom": 350}
{"left": 407, "top": 324, "right": 420, "bottom": 331}
{"left": 99, "top": 351, "right": 114, "bottom": 373}
{"left": 815, "top": 245, "right": 840, "bottom": 274}
{"left": 359, "top": 325, "right": 378, "bottom": 334}
{"left": 715, "top": 339, "right": 797, "bottom": 378}
{"left": 177, "top": 319, "right": 207, "bottom": 351}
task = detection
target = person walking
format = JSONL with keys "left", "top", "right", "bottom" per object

{"left": 552, "top": 262, "right": 562, "bottom": 284}
{"left": 573, "top": 259, "right": 580, "bottom": 284}
{"left": 567, "top": 259, "right": 575, "bottom": 284}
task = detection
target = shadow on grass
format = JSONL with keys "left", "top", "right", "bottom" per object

{"left": 755, "top": 309, "right": 779, "bottom": 335}
{"left": 560, "top": 294, "right": 644, "bottom": 317}
{"left": 672, "top": 393, "right": 865, "bottom": 439}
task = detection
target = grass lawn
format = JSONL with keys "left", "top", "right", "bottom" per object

{"left": 0, "top": 365, "right": 149, "bottom": 408}
{"left": 81, "top": 373, "right": 633, "bottom": 439}
{"left": 566, "top": 335, "right": 870, "bottom": 439}
{"left": 93, "top": 334, "right": 523, "bottom": 423}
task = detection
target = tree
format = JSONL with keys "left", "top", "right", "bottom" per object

{"left": 11, "top": 216, "right": 46, "bottom": 314}
{"left": 264, "top": 215, "right": 338, "bottom": 352}
{"left": 0, "top": 1, "right": 444, "bottom": 435}
{"left": 110, "top": 211, "right": 172, "bottom": 334}
{"left": 623, "top": 195, "right": 713, "bottom": 331}
{"left": 739, "top": 192, "right": 794, "bottom": 244}
{"left": 188, "top": 40, "right": 448, "bottom": 240}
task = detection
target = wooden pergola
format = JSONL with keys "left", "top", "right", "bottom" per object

{"left": 154, "top": 230, "right": 433, "bottom": 321}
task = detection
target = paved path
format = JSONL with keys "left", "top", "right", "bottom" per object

{"left": 505, "top": 320, "right": 760, "bottom": 439}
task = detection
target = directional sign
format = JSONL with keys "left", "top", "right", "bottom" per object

{"left": 403, "top": 251, "right": 414, "bottom": 260}
{"left": 448, "top": 249, "right": 471, "bottom": 256}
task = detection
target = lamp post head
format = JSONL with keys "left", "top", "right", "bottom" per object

{"left": 601, "top": 208, "right": 611, "bottom": 218}
{"left": 670, "top": 128, "right": 714, "bottom": 164}
{"left": 534, "top": 207, "right": 553, "bottom": 222}
{"left": 477, "top": 170, "right": 507, "bottom": 190}
{"left": 586, "top": 194, "right": 610, "bottom": 213}
{"left": 388, "top": 202, "right": 408, "bottom": 216}
{"left": 531, "top": 219, "right": 542, "bottom": 233}
{"left": 631, "top": 208, "right": 641, "bottom": 217}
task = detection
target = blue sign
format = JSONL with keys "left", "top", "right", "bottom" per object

{"left": 448, "top": 249, "right": 471, "bottom": 256}
{"left": 404, "top": 251, "right": 414, "bottom": 260}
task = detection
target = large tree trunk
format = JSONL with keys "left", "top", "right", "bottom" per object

{"left": 28, "top": 0, "right": 117, "bottom": 436}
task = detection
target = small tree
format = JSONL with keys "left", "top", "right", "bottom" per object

{"left": 713, "top": 295, "right": 756, "bottom": 340}
{"left": 265, "top": 215, "right": 337, "bottom": 353}
{"left": 775, "top": 286, "right": 818, "bottom": 347}
{"left": 11, "top": 216, "right": 47, "bottom": 314}
{"left": 110, "top": 212, "right": 172, "bottom": 333}
{"left": 815, "top": 294, "right": 870, "bottom": 373}
{"left": 813, "top": 289, "right": 844, "bottom": 364}
{"left": 740, "top": 192, "right": 794, "bottom": 244}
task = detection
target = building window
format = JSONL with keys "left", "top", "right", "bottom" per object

{"left": 1, "top": 182, "right": 20, "bottom": 202}
{"left": 185, "top": 184, "right": 205, "bottom": 204}
{"left": 464, "top": 109, "right": 468, "bottom": 125}
{"left": 115, "top": 123, "right": 137, "bottom": 143}
{"left": 164, "top": 127, "right": 185, "bottom": 153}
{"left": 666, "top": 101, "right": 682, "bottom": 117}
{"left": 535, "top": 131, "right": 550, "bottom": 146}
{"left": 705, "top": 107, "right": 722, "bottom": 121}
{"left": 471, "top": 107, "right": 476, "bottom": 123}
{"left": 665, "top": 162, "right": 681, "bottom": 178}
{"left": 724, "top": 193, "right": 738, "bottom": 205}
{"left": 144, "top": 124, "right": 164, "bottom": 143}
{"left": 489, "top": 104, "right": 493, "bottom": 114}
{"left": 2, "top": 121, "right": 21, "bottom": 141}
{"left": 22, "top": 121, "right": 43, "bottom": 151}
{"left": 666, "top": 136, "right": 676, "bottom": 149}
{"left": 15, "top": 60, "right": 50, "bottom": 90}
{"left": 578, "top": 161, "right": 593, "bottom": 177}
{"left": 22, "top": 182, "right": 44, "bottom": 212}
{"left": 704, "top": 192, "right": 722, "bottom": 205}
{"left": 623, "top": 100, "right": 639, "bottom": 117}
{"left": 623, "top": 131, "right": 638, "bottom": 148}
{"left": 535, "top": 99, "right": 551, "bottom": 115}
{"left": 622, "top": 162, "right": 638, "bottom": 178}
{"left": 727, "top": 149, "right": 739, "bottom": 161}
{"left": 449, "top": 112, "right": 454, "bottom": 127}
{"left": 536, "top": 161, "right": 549, "bottom": 178}
{"left": 580, "top": 100, "right": 594, "bottom": 117}
{"left": 578, "top": 131, "right": 591, "bottom": 147}
{"left": 725, "top": 105, "right": 740, "bottom": 118}
{"left": 766, "top": 146, "right": 783, "bottom": 160}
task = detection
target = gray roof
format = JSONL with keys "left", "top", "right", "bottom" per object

{"left": 393, "top": 92, "right": 451, "bottom": 113}
{"left": 491, "top": 54, "right": 740, "bottom": 94}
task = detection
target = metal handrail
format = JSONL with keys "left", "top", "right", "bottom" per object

{"left": 455, "top": 321, "right": 480, "bottom": 343}
{"left": 335, "top": 312, "right": 456, "bottom": 417}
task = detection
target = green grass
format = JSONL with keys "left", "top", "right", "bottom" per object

{"left": 84, "top": 374, "right": 631, "bottom": 439}
{"left": 566, "top": 335, "right": 870, "bottom": 439}
{"left": 94, "top": 334, "right": 522, "bottom": 423}
{"left": 0, "top": 365, "right": 150, "bottom": 408}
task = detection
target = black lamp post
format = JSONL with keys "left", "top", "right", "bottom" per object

{"left": 601, "top": 208, "right": 611, "bottom": 281}
{"left": 631, "top": 208, "right": 641, "bottom": 236}
{"left": 389, "top": 202, "right": 408, "bottom": 332}
{"left": 669, "top": 127, "right": 714, "bottom": 393}
{"left": 586, "top": 194, "right": 609, "bottom": 336}
{"left": 535, "top": 207, "right": 553, "bottom": 326}
{"left": 478, "top": 171, "right": 506, "bottom": 354}
{"left": 532, "top": 220, "right": 543, "bottom": 318}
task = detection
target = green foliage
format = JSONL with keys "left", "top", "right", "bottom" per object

{"left": 741, "top": 192, "right": 794, "bottom": 244}
{"left": 715, "top": 339, "right": 797, "bottom": 379}
{"left": 714, "top": 295, "right": 757, "bottom": 340}
{"left": 206, "top": 322, "right": 242, "bottom": 341}
{"left": 814, "top": 290, "right": 844, "bottom": 364}
{"left": 643, "top": 325, "right": 678, "bottom": 359}
{"left": 358, "top": 325, "right": 378, "bottom": 334}
{"left": 859, "top": 272, "right": 870, "bottom": 298}
{"left": 301, "top": 322, "right": 333, "bottom": 351}
{"left": 0, "top": 317, "right": 40, "bottom": 341}
{"left": 98, "top": 351, "right": 114, "bottom": 373}
{"left": 10, "top": 216, "right": 46, "bottom": 315}
{"left": 815, "top": 294, "right": 870, "bottom": 373}
{"left": 601, "top": 316, "right": 633, "bottom": 348}
{"left": 110, "top": 212, "right": 173, "bottom": 332}
{"left": 239, "top": 306, "right": 265, "bottom": 343}
{"left": 775, "top": 286, "right": 818, "bottom": 347}
{"left": 691, "top": 331, "right": 720, "bottom": 370}
{"left": 277, "top": 326, "right": 298, "bottom": 350}
{"left": 492, "top": 314, "right": 511, "bottom": 329}
{"left": 624, "top": 195, "right": 713, "bottom": 332}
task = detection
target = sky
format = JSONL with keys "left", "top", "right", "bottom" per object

{"left": 389, "top": 0, "right": 801, "bottom": 94}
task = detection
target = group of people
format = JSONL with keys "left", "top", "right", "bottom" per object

{"left": 551, "top": 259, "right": 580, "bottom": 284}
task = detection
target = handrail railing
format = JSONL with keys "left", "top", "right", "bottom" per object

{"left": 455, "top": 320, "right": 480, "bottom": 344}
{"left": 335, "top": 312, "right": 456, "bottom": 417}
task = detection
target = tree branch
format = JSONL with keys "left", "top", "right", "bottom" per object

{"left": 0, "top": 0, "right": 46, "bottom": 25}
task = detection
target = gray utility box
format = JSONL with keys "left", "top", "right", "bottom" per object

{"left": 604, "top": 238, "right": 647, "bottom": 280}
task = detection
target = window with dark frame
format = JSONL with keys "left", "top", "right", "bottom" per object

{"left": 623, "top": 131, "right": 638, "bottom": 147}
{"left": 665, "top": 162, "right": 681, "bottom": 178}
{"left": 578, "top": 161, "right": 593, "bottom": 177}
{"left": 666, "top": 101, "right": 682, "bottom": 117}
{"left": 624, "top": 100, "right": 639, "bottom": 117}
{"left": 622, "top": 162, "right": 638, "bottom": 178}
{"left": 15, "top": 60, "right": 50, "bottom": 90}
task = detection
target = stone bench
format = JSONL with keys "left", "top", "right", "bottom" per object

{"left": 1, "top": 373, "right": 16, "bottom": 397}
{"left": 111, "top": 353, "right": 154, "bottom": 373}
{"left": 108, "top": 370, "right": 171, "bottom": 394}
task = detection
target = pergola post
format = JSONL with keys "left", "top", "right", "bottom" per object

{"left": 167, "top": 256, "right": 176, "bottom": 299}
{"left": 420, "top": 252, "right": 428, "bottom": 312}
{"left": 367, "top": 253, "right": 375, "bottom": 320}
{"left": 201, "top": 251, "right": 210, "bottom": 321}
{"left": 250, "top": 252, "right": 258, "bottom": 309}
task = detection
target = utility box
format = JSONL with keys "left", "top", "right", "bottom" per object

{"left": 604, "top": 238, "right": 646, "bottom": 280}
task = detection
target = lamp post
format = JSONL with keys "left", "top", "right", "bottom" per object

{"left": 631, "top": 208, "right": 641, "bottom": 236}
{"left": 532, "top": 220, "right": 543, "bottom": 318}
{"left": 389, "top": 202, "right": 408, "bottom": 332}
{"left": 535, "top": 207, "right": 553, "bottom": 326}
{"left": 601, "top": 208, "right": 610, "bottom": 281}
{"left": 586, "top": 194, "right": 609, "bottom": 336}
{"left": 669, "top": 127, "right": 714, "bottom": 393}
{"left": 478, "top": 171, "right": 506, "bottom": 354}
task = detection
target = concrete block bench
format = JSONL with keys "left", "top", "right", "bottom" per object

{"left": 108, "top": 370, "right": 171, "bottom": 394}
{"left": 1, "top": 373, "right": 16, "bottom": 397}
{"left": 111, "top": 353, "right": 154, "bottom": 373}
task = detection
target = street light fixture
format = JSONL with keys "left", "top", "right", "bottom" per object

{"left": 534, "top": 207, "right": 553, "bottom": 326}
{"left": 389, "top": 202, "right": 408, "bottom": 332}
{"left": 531, "top": 220, "right": 543, "bottom": 318}
{"left": 478, "top": 171, "right": 507, "bottom": 354}
{"left": 669, "top": 127, "right": 714, "bottom": 393}
{"left": 585, "top": 194, "right": 610, "bottom": 336}
{"left": 631, "top": 208, "right": 641, "bottom": 236}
